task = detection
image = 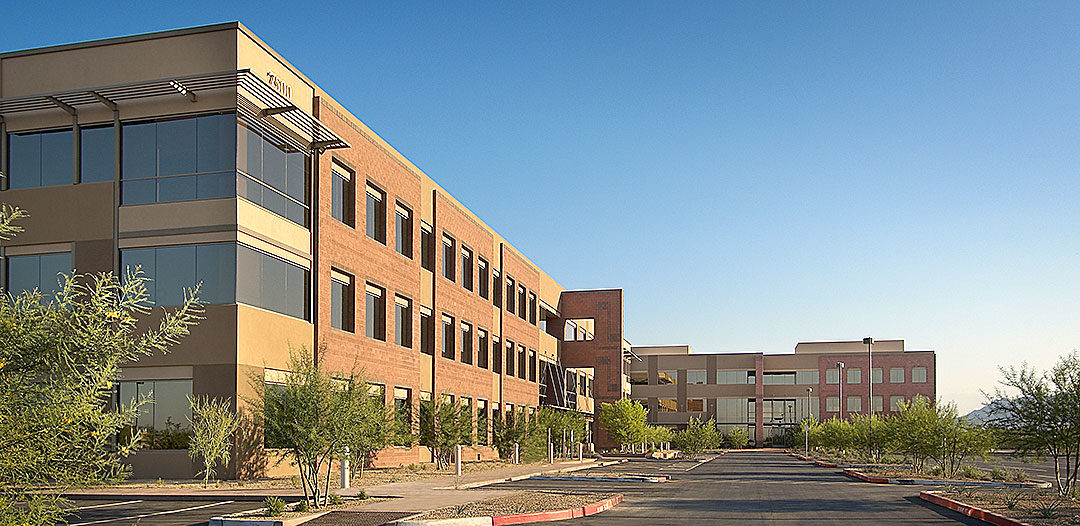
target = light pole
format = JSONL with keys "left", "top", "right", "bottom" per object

{"left": 836, "top": 361, "right": 845, "bottom": 420}
{"left": 805, "top": 386, "right": 813, "bottom": 454}
{"left": 864, "top": 337, "right": 874, "bottom": 459}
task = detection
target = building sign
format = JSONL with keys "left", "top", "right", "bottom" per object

{"left": 266, "top": 71, "right": 292, "bottom": 100}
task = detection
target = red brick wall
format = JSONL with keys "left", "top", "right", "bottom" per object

{"left": 815, "top": 351, "right": 936, "bottom": 419}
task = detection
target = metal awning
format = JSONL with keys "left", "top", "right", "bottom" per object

{"left": 0, "top": 69, "right": 348, "bottom": 151}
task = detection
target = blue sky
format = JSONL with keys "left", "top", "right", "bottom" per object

{"left": 4, "top": 2, "right": 1079, "bottom": 412}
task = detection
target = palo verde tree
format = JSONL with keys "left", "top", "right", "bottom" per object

{"left": 343, "top": 386, "right": 391, "bottom": 478}
{"left": 0, "top": 205, "right": 205, "bottom": 525}
{"left": 419, "top": 395, "right": 473, "bottom": 469}
{"left": 188, "top": 395, "right": 240, "bottom": 486}
{"left": 597, "top": 398, "right": 648, "bottom": 450}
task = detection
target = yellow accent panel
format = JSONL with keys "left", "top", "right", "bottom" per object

{"left": 237, "top": 198, "right": 310, "bottom": 259}
{"left": 237, "top": 303, "right": 312, "bottom": 370}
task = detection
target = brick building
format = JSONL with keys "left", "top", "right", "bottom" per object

{"left": 628, "top": 340, "right": 936, "bottom": 446}
{"left": 0, "top": 22, "right": 631, "bottom": 478}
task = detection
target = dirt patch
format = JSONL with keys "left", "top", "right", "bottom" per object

{"left": 939, "top": 489, "right": 1080, "bottom": 526}
{"left": 413, "top": 491, "right": 619, "bottom": 520}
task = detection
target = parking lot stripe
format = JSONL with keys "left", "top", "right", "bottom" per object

{"left": 69, "top": 500, "right": 235, "bottom": 525}
{"left": 73, "top": 500, "right": 143, "bottom": 511}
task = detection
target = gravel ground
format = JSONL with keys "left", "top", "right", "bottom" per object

{"left": 414, "top": 491, "right": 619, "bottom": 520}
{"left": 941, "top": 489, "right": 1080, "bottom": 526}
{"left": 232, "top": 496, "right": 385, "bottom": 520}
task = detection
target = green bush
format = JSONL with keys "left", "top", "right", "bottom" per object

{"left": 990, "top": 466, "right": 1008, "bottom": 481}
{"left": 264, "top": 496, "right": 286, "bottom": 517}
{"left": 357, "top": 489, "right": 369, "bottom": 500}
{"left": 327, "top": 493, "right": 343, "bottom": 505}
{"left": 957, "top": 464, "right": 991, "bottom": 480}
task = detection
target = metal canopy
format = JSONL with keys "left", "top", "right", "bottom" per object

{"left": 0, "top": 69, "right": 348, "bottom": 151}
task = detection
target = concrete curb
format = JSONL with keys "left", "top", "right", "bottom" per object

{"left": 209, "top": 510, "right": 332, "bottom": 526}
{"left": 444, "top": 460, "right": 627, "bottom": 490}
{"left": 388, "top": 494, "right": 623, "bottom": 526}
{"left": 842, "top": 468, "right": 890, "bottom": 484}
{"left": 919, "top": 490, "right": 1031, "bottom": 526}
{"left": 528, "top": 475, "right": 668, "bottom": 483}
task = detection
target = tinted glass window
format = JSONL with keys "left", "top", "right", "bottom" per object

{"left": 196, "top": 114, "right": 236, "bottom": 173}
{"left": 122, "top": 122, "right": 156, "bottom": 180}
{"left": 81, "top": 125, "right": 115, "bottom": 183}
{"left": 235, "top": 244, "right": 308, "bottom": 320}
{"left": 41, "top": 130, "right": 73, "bottom": 187}
{"left": 6, "top": 252, "right": 71, "bottom": 298}
{"left": 8, "top": 132, "right": 42, "bottom": 189}
{"left": 121, "top": 244, "right": 235, "bottom": 307}
{"left": 154, "top": 245, "right": 196, "bottom": 307}
{"left": 9, "top": 130, "right": 72, "bottom": 188}
{"left": 157, "top": 118, "right": 196, "bottom": 176}
{"left": 196, "top": 243, "right": 236, "bottom": 305}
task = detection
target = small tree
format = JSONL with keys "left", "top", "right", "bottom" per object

{"left": 419, "top": 395, "right": 472, "bottom": 469}
{"left": 188, "top": 396, "right": 240, "bottom": 486}
{"left": 597, "top": 399, "right": 647, "bottom": 450}
{"left": 889, "top": 395, "right": 939, "bottom": 472}
{"left": 346, "top": 391, "right": 392, "bottom": 479}
{"left": 673, "top": 417, "right": 717, "bottom": 457}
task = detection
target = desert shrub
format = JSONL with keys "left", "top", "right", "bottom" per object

{"left": 264, "top": 496, "right": 286, "bottom": 517}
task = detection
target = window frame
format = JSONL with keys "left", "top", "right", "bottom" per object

{"left": 331, "top": 162, "right": 355, "bottom": 227}
{"left": 394, "top": 294, "right": 412, "bottom": 348}
{"left": 394, "top": 202, "right": 413, "bottom": 258}
{"left": 365, "top": 182, "right": 387, "bottom": 244}
{"left": 365, "top": 282, "right": 386, "bottom": 341}
{"left": 330, "top": 269, "right": 355, "bottom": 332}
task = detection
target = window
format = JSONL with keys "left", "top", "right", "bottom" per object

{"left": 871, "top": 367, "right": 883, "bottom": 384}
{"left": 420, "top": 223, "right": 434, "bottom": 271}
{"left": 528, "top": 349, "right": 537, "bottom": 382}
{"left": 657, "top": 370, "right": 677, "bottom": 385}
{"left": 420, "top": 306, "right": 434, "bottom": 355}
{"left": 81, "top": 125, "right": 115, "bottom": 183}
{"left": 331, "top": 163, "right": 354, "bottom": 226}
{"left": 235, "top": 116, "right": 309, "bottom": 226}
{"left": 566, "top": 371, "right": 577, "bottom": 396}
{"left": 717, "top": 370, "right": 750, "bottom": 384}
{"left": 395, "top": 203, "right": 412, "bottom": 258}
{"left": 763, "top": 373, "right": 796, "bottom": 385}
{"left": 890, "top": 396, "right": 905, "bottom": 412}
{"left": 796, "top": 371, "right": 819, "bottom": 384}
{"left": 912, "top": 366, "right": 928, "bottom": 383}
{"left": 365, "top": 284, "right": 386, "bottom": 341}
{"left": 477, "top": 399, "right": 489, "bottom": 445}
{"left": 505, "top": 277, "right": 515, "bottom": 314}
{"left": 478, "top": 329, "right": 489, "bottom": 369}
{"left": 518, "top": 345, "right": 527, "bottom": 379}
{"left": 235, "top": 244, "right": 308, "bottom": 319}
{"left": 122, "top": 243, "right": 237, "bottom": 307}
{"left": 393, "top": 387, "right": 412, "bottom": 446}
{"left": 716, "top": 398, "right": 749, "bottom": 423}
{"left": 505, "top": 340, "right": 515, "bottom": 377}
{"left": 330, "top": 270, "right": 354, "bottom": 332}
{"left": 6, "top": 252, "right": 72, "bottom": 299}
{"left": 687, "top": 370, "right": 707, "bottom": 385}
{"left": 847, "top": 368, "right": 861, "bottom": 384}
{"left": 117, "top": 379, "right": 193, "bottom": 446}
{"left": 579, "top": 373, "right": 587, "bottom": 395}
{"left": 872, "top": 396, "right": 883, "bottom": 412}
{"left": 825, "top": 368, "right": 840, "bottom": 384}
{"left": 441, "top": 314, "right": 455, "bottom": 359}
{"left": 442, "top": 235, "right": 456, "bottom": 281}
{"left": 461, "top": 247, "right": 473, "bottom": 291}
{"left": 492, "top": 337, "right": 502, "bottom": 373}
{"left": 687, "top": 399, "right": 705, "bottom": 412}
{"left": 629, "top": 371, "right": 648, "bottom": 385}
{"left": 826, "top": 397, "right": 840, "bottom": 412}
{"left": 395, "top": 295, "right": 412, "bottom": 348}
{"left": 492, "top": 270, "right": 502, "bottom": 307}
{"left": 846, "top": 396, "right": 862, "bottom": 412}
{"left": 517, "top": 285, "right": 527, "bottom": 321}
{"left": 9, "top": 128, "right": 73, "bottom": 188}
{"left": 366, "top": 183, "right": 386, "bottom": 243}
{"left": 890, "top": 367, "right": 905, "bottom": 383}
{"left": 461, "top": 322, "right": 473, "bottom": 365}
{"left": 528, "top": 292, "right": 537, "bottom": 325}
{"left": 658, "top": 399, "right": 677, "bottom": 412}
{"left": 478, "top": 259, "right": 489, "bottom": 299}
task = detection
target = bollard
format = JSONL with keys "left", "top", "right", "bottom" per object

{"left": 513, "top": 443, "right": 520, "bottom": 465}
{"left": 548, "top": 442, "right": 554, "bottom": 464}
{"left": 340, "top": 447, "right": 350, "bottom": 489}
{"left": 578, "top": 442, "right": 584, "bottom": 462}
{"left": 455, "top": 444, "right": 462, "bottom": 476}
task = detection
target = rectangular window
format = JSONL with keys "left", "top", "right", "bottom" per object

{"left": 365, "top": 283, "right": 386, "bottom": 341}
{"left": 715, "top": 398, "right": 749, "bottom": 423}
{"left": 890, "top": 367, "right": 905, "bottom": 383}
{"left": 441, "top": 314, "right": 455, "bottom": 359}
{"left": 330, "top": 270, "right": 354, "bottom": 332}
{"left": 517, "top": 285, "right": 527, "bottom": 321}
{"left": 9, "top": 128, "right": 73, "bottom": 189}
{"left": 629, "top": 371, "right": 648, "bottom": 385}
{"left": 477, "top": 329, "right": 489, "bottom": 369}
{"left": 476, "top": 399, "right": 489, "bottom": 446}
{"left": 579, "top": 373, "right": 587, "bottom": 395}
{"left": 478, "top": 259, "right": 489, "bottom": 299}
{"left": 492, "top": 270, "right": 502, "bottom": 307}
{"left": 518, "top": 345, "right": 527, "bottom": 379}
{"left": 81, "top": 125, "right": 115, "bottom": 183}
{"left": 716, "top": 370, "right": 749, "bottom": 384}
{"left": 395, "top": 295, "right": 412, "bottom": 348}
{"left": 461, "top": 322, "right": 473, "bottom": 365}
{"left": 871, "top": 367, "right": 883, "bottom": 384}
{"left": 420, "top": 223, "right": 434, "bottom": 271}
{"left": 505, "top": 340, "right": 515, "bottom": 377}
{"left": 528, "top": 292, "right": 537, "bottom": 325}
{"left": 393, "top": 387, "right": 412, "bottom": 446}
{"left": 5, "top": 252, "right": 72, "bottom": 299}
{"left": 395, "top": 203, "right": 412, "bottom": 258}
{"left": 796, "top": 371, "right": 819, "bottom": 384}
{"left": 912, "top": 366, "right": 928, "bottom": 383}
{"left": 658, "top": 399, "right": 677, "bottom": 413}
{"left": 847, "top": 368, "right": 861, "bottom": 384}
{"left": 826, "top": 397, "right": 840, "bottom": 412}
{"left": 442, "top": 235, "right": 456, "bottom": 281}
{"left": 505, "top": 277, "right": 515, "bottom": 314}
{"left": 461, "top": 247, "right": 473, "bottom": 291}
{"left": 657, "top": 370, "right": 677, "bottom": 385}
{"left": 366, "top": 183, "right": 386, "bottom": 243}
{"left": 687, "top": 399, "right": 705, "bottom": 412}
{"left": 763, "top": 373, "right": 796, "bottom": 385}
{"left": 686, "top": 370, "right": 707, "bottom": 385}
{"left": 420, "top": 306, "right": 434, "bottom": 355}
{"left": 528, "top": 349, "right": 537, "bottom": 382}
{"left": 872, "top": 396, "right": 883, "bottom": 412}
{"left": 890, "top": 396, "right": 905, "bottom": 412}
{"left": 117, "top": 379, "right": 193, "bottom": 443}
{"left": 235, "top": 117, "right": 308, "bottom": 226}
{"left": 122, "top": 243, "right": 238, "bottom": 307}
{"left": 492, "top": 337, "right": 502, "bottom": 373}
{"left": 235, "top": 244, "right": 308, "bottom": 319}
{"left": 825, "top": 368, "right": 840, "bottom": 384}
{"left": 846, "top": 396, "right": 862, "bottom": 412}
{"left": 331, "top": 163, "right": 354, "bottom": 226}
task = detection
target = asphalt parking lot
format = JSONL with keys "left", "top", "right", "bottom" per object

{"left": 970, "top": 452, "right": 1058, "bottom": 484}
{"left": 60, "top": 498, "right": 268, "bottom": 526}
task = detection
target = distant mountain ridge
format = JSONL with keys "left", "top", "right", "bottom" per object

{"left": 963, "top": 400, "right": 1002, "bottom": 426}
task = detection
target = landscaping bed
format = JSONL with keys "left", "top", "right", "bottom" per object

{"left": 863, "top": 466, "right": 1031, "bottom": 484}
{"left": 926, "top": 488, "right": 1080, "bottom": 526}
{"left": 410, "top": 491, "right": 620, "bottom": 520}
{"left": 217, "top": 495, "right": 385, "bottom": 523}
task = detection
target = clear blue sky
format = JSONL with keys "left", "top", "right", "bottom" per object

{"left": 4, "top": 2, "right": 1079, "bottom": 412}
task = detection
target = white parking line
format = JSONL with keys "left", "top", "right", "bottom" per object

{"left": 69, "top": 500, "right": 235, "bottom": 525}
{"left": 72, "top": 500, "right": 143, "bottom": 511}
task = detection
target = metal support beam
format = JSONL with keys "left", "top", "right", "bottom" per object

{"left": 45, "top": 96, "right": 76, "bottom": 116}
{"left": 257, "top": 105, "right": 297, "bottom": 118}
{"left": 89, "top": 91, "right": 118, "bottom": 111}
{"left": 169, "top": 80, "right": 197, "bottom": 103}
{"left": 0, "top": 117, "right": 7, "bottom": 190}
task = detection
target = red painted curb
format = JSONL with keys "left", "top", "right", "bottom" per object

{"left": 814, "top": 460, "right": 838, "bottom": 468}
{"left": 843, "top": 468, "right": 889, "bottom": 484}
{"left": 919, "top": 491, "right": 1031, "bottom": 526}
{"left": 491, "top": 494, "right": 623, "bottom": 525}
